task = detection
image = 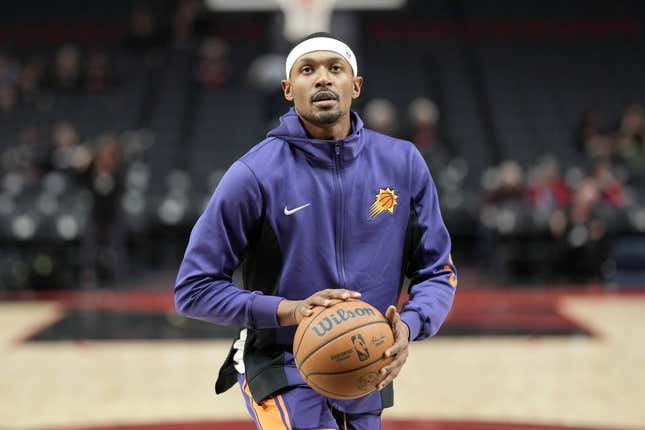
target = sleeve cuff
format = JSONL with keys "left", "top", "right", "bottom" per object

{"left": 399, "top": 310, "right": 423, "bottom": 342}
{"left": 250, "top": 294, "right": 283, "bottom": 328}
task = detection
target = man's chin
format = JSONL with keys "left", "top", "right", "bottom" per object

{"left": 310, "top": 110, "right": 343, "bottom": 125}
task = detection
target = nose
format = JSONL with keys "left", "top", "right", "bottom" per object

{"left": 314, "top": 68, "right": 332, "bottom": 88}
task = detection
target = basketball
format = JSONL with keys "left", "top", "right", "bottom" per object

{"left": 293, "top": 299, "right": 395, "bottom": 399}
{"left": 379, "top": 193, "right": 395, "bottom": 209}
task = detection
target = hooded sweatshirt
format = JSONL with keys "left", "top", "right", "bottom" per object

{"left": 174, "top": 108, "right": 456, "bottom": 413}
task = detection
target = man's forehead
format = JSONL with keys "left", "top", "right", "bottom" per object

{"left": 293, "top": 51, "right": 350, "bottom": 65}
{"left": 285, "top": 36, "right": 358, "bottom": 78}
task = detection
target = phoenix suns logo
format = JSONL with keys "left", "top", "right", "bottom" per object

{"left": 368, "top": 187, "right": 398, "bottom": 218}
{"left": 446, "top": 254, "right": 458, "bottom": 287}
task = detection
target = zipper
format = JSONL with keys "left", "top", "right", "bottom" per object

{"left": 333, "top": 142, "right": 347, "bottom": 289}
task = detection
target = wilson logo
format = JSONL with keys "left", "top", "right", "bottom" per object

{"left": 311, "top": 307, "right": 376, "bottom": 337}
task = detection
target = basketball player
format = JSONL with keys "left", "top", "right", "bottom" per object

{"left": 175, "top": 33, "right": 457, "bottom": 430}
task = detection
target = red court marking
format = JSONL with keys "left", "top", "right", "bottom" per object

{"left": 11, "top": 306, "right": 67, "bottom": 346}
{"left": 3, "top": 290, "right": 175, "bottom": 312}
{"left": 7, "top": 286, "right": 645, "bottom": 313}
{"left": 61, "top": 419, "right": 638, "bottom": 430}
{"left": 5, "top": 287, "right": 644, "bottom": 342}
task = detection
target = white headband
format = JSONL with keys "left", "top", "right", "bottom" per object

{"left": 285, "top": 36, "right": 358, "bottom": 79}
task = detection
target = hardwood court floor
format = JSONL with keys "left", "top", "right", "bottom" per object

{"left": 0, "top": 288, "right": 644, "bottom": 430}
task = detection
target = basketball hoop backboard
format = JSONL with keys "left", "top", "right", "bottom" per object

{"left": 205, "top": 0, "right": 405, "bottom": 42}
{"left": 205, "top": 0, "right": 405, "bottom": 11}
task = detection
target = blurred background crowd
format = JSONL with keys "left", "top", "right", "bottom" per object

{"left": 1, "top": 0, "right": 644, "bottom": 292}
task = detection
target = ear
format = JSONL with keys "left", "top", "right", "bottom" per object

{"left": 352, "top": 76, "right": 364, "bottom": 99}
{"left": 281, "top": 80, "right": 294, "bottom": 102}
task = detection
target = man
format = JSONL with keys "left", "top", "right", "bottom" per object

{"left": 175, "top": 32, "right": 457, "bottom": 430}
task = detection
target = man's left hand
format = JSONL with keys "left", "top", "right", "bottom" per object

{"left": 377, "top": 305, "right": 410, "bottom": 390}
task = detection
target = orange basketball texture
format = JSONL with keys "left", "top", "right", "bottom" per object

{"left": 293, "top": 299, "right": 395, "bottom": 399}
{"left": 378, "top": 194, "right": 395, "bottom": 209}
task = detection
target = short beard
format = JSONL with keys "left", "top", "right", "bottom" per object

{"left": 300, "top": 109, "right": 343, "bottom": 126}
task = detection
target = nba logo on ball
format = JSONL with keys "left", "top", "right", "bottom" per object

{"left": 293, "top": 299, "right": 394, "bottom": 399}
{"left": 351, "top": 334, "right": 370, "bottom": 361}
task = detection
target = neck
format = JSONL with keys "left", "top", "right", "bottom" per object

{"left": 299, "top": 112, "right": 352, "bottom": 141}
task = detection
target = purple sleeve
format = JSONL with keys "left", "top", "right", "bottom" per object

{"left": 174, "top": 161, "right": 282, "bottom": 328}
{"left": 399, "top": 150, "right": 457, "bottom": 341}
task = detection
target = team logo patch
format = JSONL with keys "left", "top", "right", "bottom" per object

{"left": 444, "top": 254, "right": 458, "bottom": 287}
{"left": 368, "top": 187, "right": 398, "bottom": 218}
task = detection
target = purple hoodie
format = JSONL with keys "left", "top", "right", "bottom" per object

{"left": 175, "top": 108, "right": 456, "bottom": 413}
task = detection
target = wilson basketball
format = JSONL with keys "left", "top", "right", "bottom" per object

{"left": 293, "top": 299, "right": 394, "bottom": 399}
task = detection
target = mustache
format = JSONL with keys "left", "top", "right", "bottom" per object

{"left": 311, "top": 90, "right": 339, "bottom": 102}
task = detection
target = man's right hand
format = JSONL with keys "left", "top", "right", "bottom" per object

{"left": 277, "top": 289, "right": 362, "bottom": 326}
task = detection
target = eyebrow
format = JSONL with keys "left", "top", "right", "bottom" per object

{"left": 294, "top": 55, "right": 347, "bottom": 67}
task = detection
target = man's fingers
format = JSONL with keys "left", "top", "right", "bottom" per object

{"left": 382, "top": 349, "right": 408, "bottom": 371}
{"left": 307, "top": 295, "right": 332, "bottom": 307}
{"left": 378, "top": 350, "right": 409, "bottom": 390}
{"left": 308, "top": 289, "right": 361, "bottom": 307}
{"left": 297, "top": 304, "right": 313, "bottom": 316}
{"left": 377, "top": 306, "right": 409, "bottom": 390}
{"left": 385, "top": 305, "right": 403, "bottom": 333}
{"left": 384, "top": 345, "right": 399, "bottom": 358}
{"left": 385, "top": 337, "right": 408, "bottom": 357}
{"left": 385, "top": 305, "right": 396, "bottom": 322}
{"left": 324, "top": 289, "right": 361, "bottom": 300}
{"left": 378, "top": 366, "right": 400, "bottom": 390}
{"left": 292, "top": 303, "right": 313, "bottom": 323}
{"left": 385, "top": 327, "right": 408, "bottom": 357}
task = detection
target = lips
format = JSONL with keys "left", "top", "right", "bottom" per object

{"left": 311, "top": 91, "right": 339, "bottom": 108}
{"left": 312, "top": 91, "right": 338, "bottom": 102}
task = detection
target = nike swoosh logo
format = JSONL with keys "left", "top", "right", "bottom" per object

{"left": 284, "top": 203, "right": 311, "bottom": 216}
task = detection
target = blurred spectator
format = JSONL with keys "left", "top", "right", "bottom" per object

{"left": 172, "top": 0, "right": 202, "bottom": 49}
{"left": 485, "top": 160, "right": 526, "bottom": 206}
{"left": 576, "top": 109, "right": 604, "bottom": 157}
{"left": 408, "top": 97, "right": 440, "bottom": 152}
{"left": 526, "top": 156, "right": 571, "bottom": 221}
{"left": 480, "top": 160, "right": 529, "bottom": 237}
{"left": 0, "top": 52, "right": 20, "bottom": 86}
{"left": 122, "top": 1, "right": 167, "bottom": 55}
{"left": 1, "top": 126, "right": 49, "bottom": 181}
{"left": 88, "top": 134, "right": 123, "bottom": 221}
{"left": 570, "top": 179, "right": 602, "bottom": 226}
{"left": 17, "top": 56, "right": 46, "bottom": 106}
{"left": 85, "top": 50, "right": 114, "bottom": 94}
{"left": 363, "top": 98, "right": 398, "bottom": 136}
{"left": 591, "top": 159, "right": 627, "bottom": 209}
{"left": 80, "top": 134, "right": 126, "bottom": 287}
{"left": 195, "top": 37, "right": 230, "bottom": 89}
{"left": 0, "top": 82, "right": 17, "bottom": 114}
{"left": 578, "top": 109, "right": 614, "bottom": 162}
{"left": 407, "top": 97, "right": 453, "bottom": 168}
{"left": 50, "top": 121, "right": 92, "bottom": 176}
{"left": 47, "top": 45, "right": 82, "bottom": 91}
{"left": 555, "top": 178, "right": 610, "bottom": 281}
{"left": 247, "top": 53, "right": 288, "bottom": 127}
{"left": 525, "top": 158, "right": 572, "bottom": 278}
{"left": 551, "top": 159, "right": 630, "bottom": 282}
{"left": 584, "top": 133, "right": 614, "bottom": 162}
{"left": 614, "top": 104, "right": 644, "bottom": 170}
{"left": 478, "top": 160, "right": 532, "bottom": 282}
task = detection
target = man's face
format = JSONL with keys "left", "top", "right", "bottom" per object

{"left": 281, "top": 50, "right": 363, "bottom": 126}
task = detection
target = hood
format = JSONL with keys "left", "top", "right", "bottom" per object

{"left": 267, "top": 107, "right": 366, "bottom": 164}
